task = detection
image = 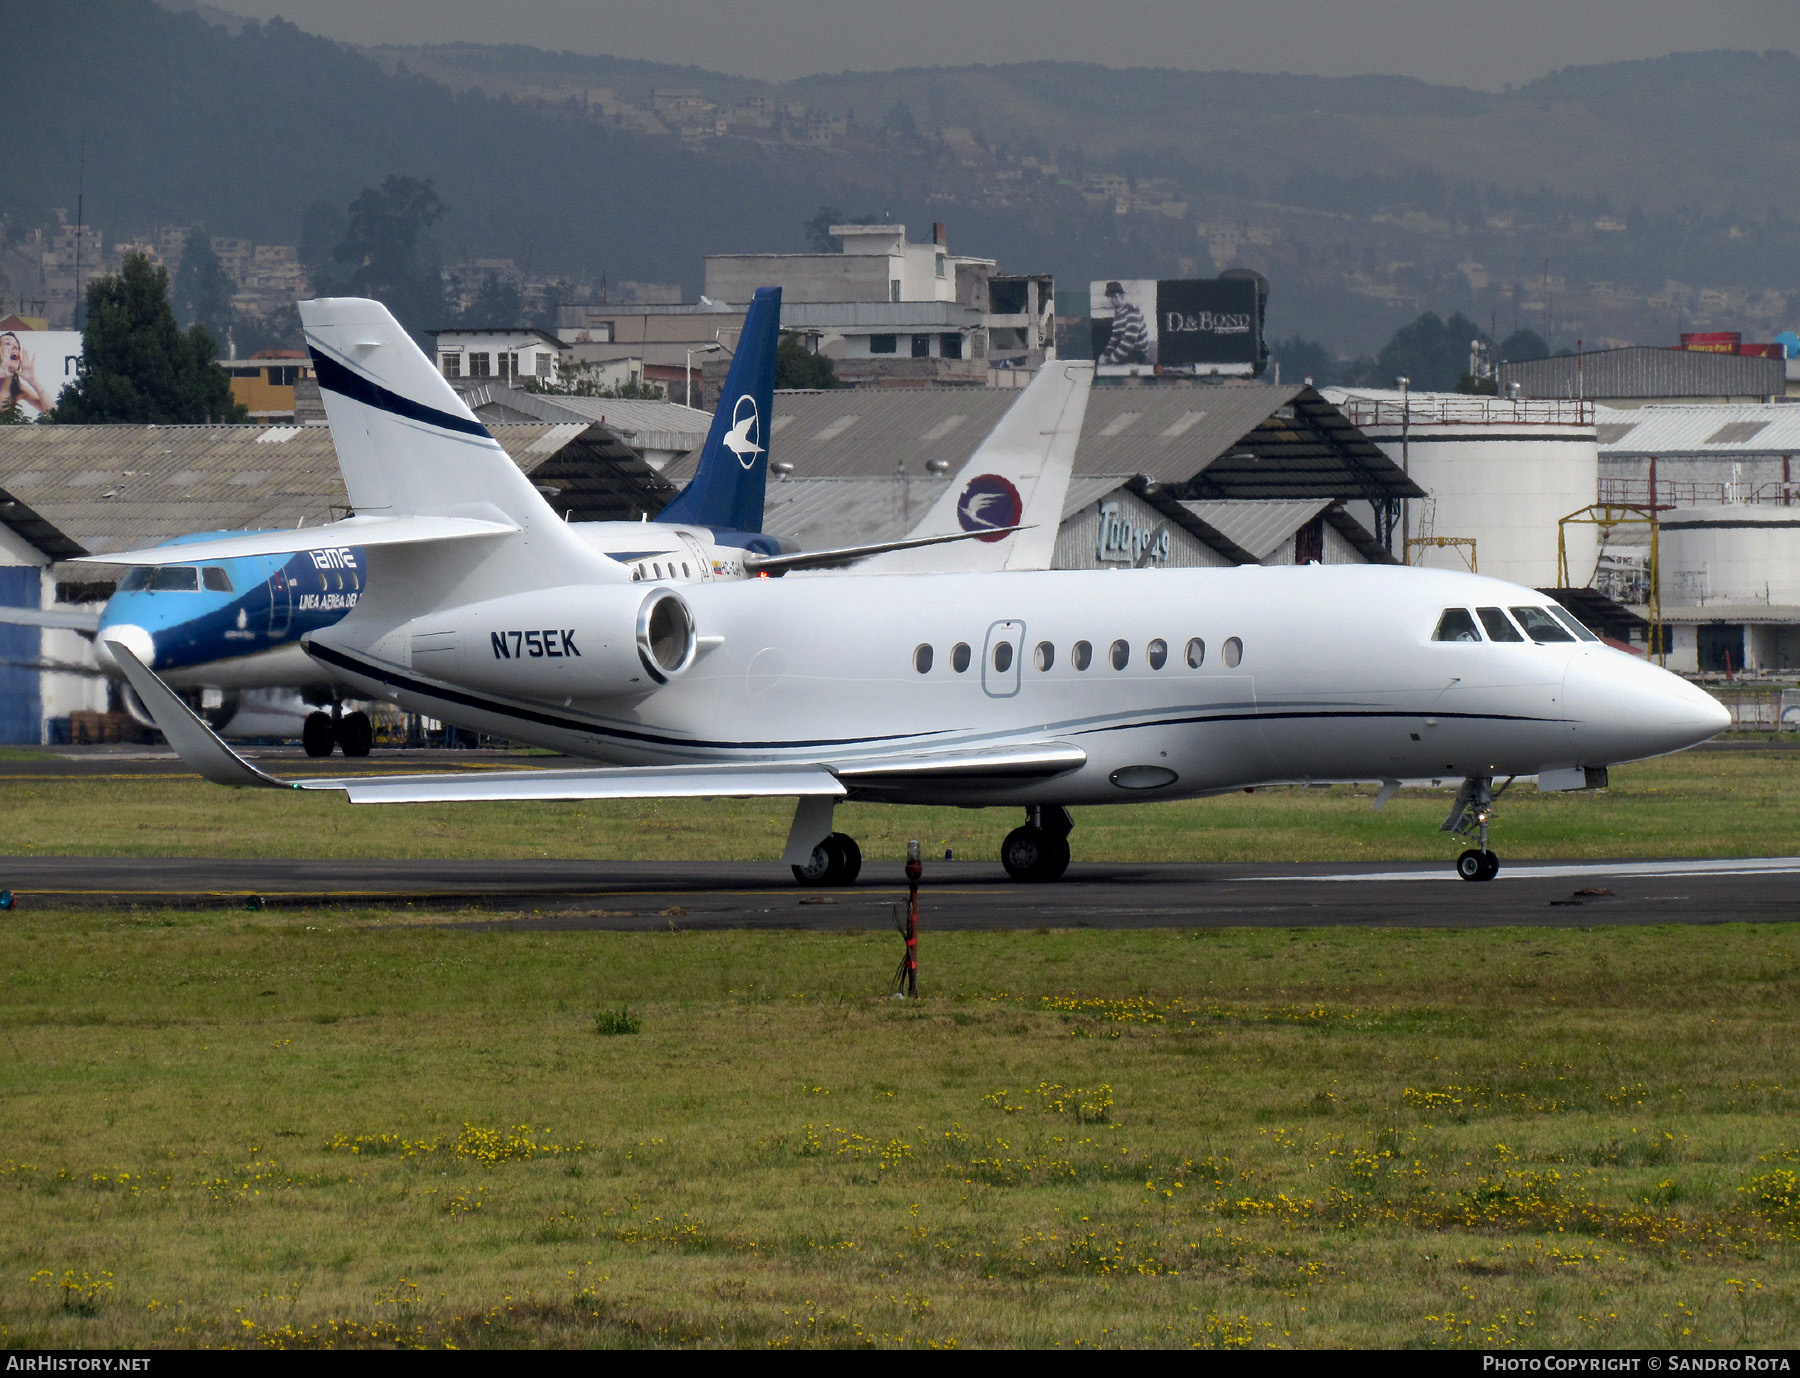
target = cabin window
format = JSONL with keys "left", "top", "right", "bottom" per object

{"left": 1034, "top": 641, "right": 1054, "bottom": 671}
{"left": 654, "top": 563, "right": 664, "bottom": 579}
{"left": 201, "top": 566, "right": 234, "bottom": 593}
{"left": 1072, "top": 640, "right": 1093, "bottom": 670}
{"left": 952, "top": 642, "right": 972, "bottom": 672}
{"left": 1147, "top": 637, "right": 1168, "bottom": 670}
{"left": 1110, "top": 639, "right": 1129, "bottom": 670}
{"left": 1477, "top": 607, "right": 1523, "bottom": 642}
{"left": 682, "top": 563, "right": 692, "bottom": 578}
{"left": 145, "top": 566, "right": 199, "bottom": 592}
{"left": 914, "top": 644, "right": 933, "bottom": 673}
{"left": 1432, "top": 608, "right": 1482, "bottom": 642}
{"left": 993, "top": 641, "right": 1014, "bottom": 672}
{"left": 1223, "top": 636, "right": 1243, "bottom": 668}
{"left": 1511, "top": 606, "right": 1576, "bottom": 643}
{"left": 1186, "top": 637, "right": 1205, "bottom": 668}
{"left": 1548, "top": 607, "right": 1600, "bottom": 642}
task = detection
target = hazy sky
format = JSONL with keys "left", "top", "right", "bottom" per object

{"left": 208, "top": 0, "right": 1796, "bottom": 89}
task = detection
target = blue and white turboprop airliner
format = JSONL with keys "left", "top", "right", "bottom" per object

{"left": 91, "top": 295, "right": 1729, "bottom": 888}
{"left": 7, "top": 285, "right": 1064, "bottom": 754}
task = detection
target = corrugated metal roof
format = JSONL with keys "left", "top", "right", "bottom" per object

{"left": 1182, "top": 500, "right": 1332, "bottom": 562}
{"left": 458, "top": 383, "right": 712, "bottom": 453}
{"left": 666, "top": 382, "right": 1419, "bottom": 502}
{"left": 1060, "top": 474, "right": 1137, "bottom": 522}
{"left": 0, "top": 422, "right": 674, "bottom": 554}
{"left": 1595, "top": 404, "right": 1800, "bottom": 456}
{"left": 1500, "top": 347, "right": 1785, "bottom": 401}
{"left": 761, "top": 475, "right": 955, "bottom": 549}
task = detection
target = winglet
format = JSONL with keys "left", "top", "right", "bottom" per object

{"left": 103, "top": 640, "right": 289, "bottom": 789}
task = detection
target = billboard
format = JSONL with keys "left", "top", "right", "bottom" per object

{"left": 1089, "top": 277, "right": 1261, "bottom": 377}
{"left": 0, "top": 331, "right": 82, "bottom": 419}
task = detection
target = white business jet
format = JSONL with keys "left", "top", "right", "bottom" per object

{"left": 88, "top": 298, "right": 1729, "bottom": 887}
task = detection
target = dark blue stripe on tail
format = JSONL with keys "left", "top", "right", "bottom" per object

{"left": 309, "top": 349, "right": 491, "bottom": 439}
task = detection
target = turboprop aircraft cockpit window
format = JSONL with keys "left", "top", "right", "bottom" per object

{"left": 1511, "top": 606, "right": 1576, "bottom": 643}
{"left": 145, "top": 566, "right": 200, "bottom": 592}
{"left": 202, "top": 567, "right": 233, "bottom": 593}
{"left": 952, "top": 642, "right": 972, "bottom": 672}
{"left": 1035, "top": 641, "right": 1054, "bottom": 671}
{"left": 1110, "top": 639, "right": 1130, "bottom": 670}
{"left": 1547, "top": 607, "right": 1600, "bottom": 642}
{"left": 1186, "top": 638, "right": 1206, "bottom": 668}
{"left": 1477, "top": 607, "right": 1524, "bottom": 642}
{"left": 1432, "top": 608, "right": 1482, "bottom": 642}
{"left": 914, "top": 644, "right": 933, "bottom": 673}
{"left": 1073, "top": 640, "right": 1093, "bottom": 670}
{"left": 118, "top": 567, "right": 151, "bottom": 592}
{"left": 1147, "top": 638, "right": 1168, "bottom": 669}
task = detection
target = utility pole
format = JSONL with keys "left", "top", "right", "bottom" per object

{"left": 1396, "top": 375, "right": 1411, "bottom": 561}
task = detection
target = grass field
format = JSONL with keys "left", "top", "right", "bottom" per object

{"left": 3, "top": 745, "right": 1798, "bottom": 865}
{"left": 1, "top": 912, "right": 1798, "bottom": 1349}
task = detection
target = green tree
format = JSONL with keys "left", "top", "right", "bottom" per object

{"left": 171, "top": 227, "right": 235, "bottom": 345}
{"left": 298, "top": 197, "right": 346, "bottom": 293}
{"left": 1268, "top": 334, "right": 1335, "bottom": 387}
{"left": 1497, "top": 328, "right": 1549, "bottom": 362}
{"left": 804, "top": 206, "right": 845, "bottom": 253}
{"left": 454, "top": 271, "right": 523, "bottom": 327}
{"left": 50, "top": 253, "right": 246, "bottom": 424}
{"left": 775, "top": 332, "right": 840, "bottom": 390}
{"left": 1368, "top": 311, "right": 1489, "bottom": 392}
{"left": 332, "top": 175, "right": 447, "bottom": 340}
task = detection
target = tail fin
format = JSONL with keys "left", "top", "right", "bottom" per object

{"left": 301, "top": 297, "right": 559, "bottom": 528}
{"left": 657, "top": 287, "right": 781, "bottom": 532}
{"left": 863, "top": 362, "right": 1093, "bottom": 573}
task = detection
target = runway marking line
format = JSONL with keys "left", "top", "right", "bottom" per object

{"left": 1245, "top": 858, "right": 1800, "bottom": 883}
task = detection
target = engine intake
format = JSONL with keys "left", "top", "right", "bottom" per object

{"left": 637, "top": 588, "right": 695, "bottom": 683}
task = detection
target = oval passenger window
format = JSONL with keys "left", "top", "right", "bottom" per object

{"left": 952, "top": 642, "right": 972, "bottom": 672}
{"left": 1223, "top": 636, "right": 1243, "bottom": 667}
{"left": 1147, "top": 638, "right": 1168, "bottom": 670}
{"left": 914, "top": 644, "right": 933, "bottom": 674}
{"left": 1110, "top": 639, "right": 1129, "bottom": 670}
{"left": 993, "top": 641, "right": 1014, "bottom": 672}
{"left": 1072, "top": 640, "right": 1092, "bottom": 671}
{"left": 1034, "top": 641, "right": 1054, "bottom": 671}
{"left": 1186, "top": 637, "right": 1205, "bottom": 668}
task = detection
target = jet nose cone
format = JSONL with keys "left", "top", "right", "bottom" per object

{"left": 1562, "top": 650, "right": 1729, "bottom": 762}
{"left": 95, "top": 623, "right": 155, "bottom": 672}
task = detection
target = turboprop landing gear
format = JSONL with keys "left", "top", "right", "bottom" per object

{"left": 792, "top": 832, "right": 862, "bottom": 886}
{"left": 302, "top": 705, "right": 372, "bottom": 757}
{"left": 1442, "top": 776, "right": 1512, "bottom": 882}
{"left": 1001, "top": 805, "right": 1072, "bottom": 883}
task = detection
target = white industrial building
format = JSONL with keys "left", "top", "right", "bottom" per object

{"left": 1325, "top": 389, "right": 1600, "bottom": 591}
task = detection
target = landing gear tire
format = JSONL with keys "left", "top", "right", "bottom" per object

{"left": 336, "top": 710, "right": 373, "bottom": 757}
{"left": 791, "top": 832, "right": 863, "bottom": 887}
{"left": 1457, "top": 848, "right": 1500, "bottom": 883}
{"left": 1001, "top": 826, "right": 1071, "bottom": 883}
{"left": 302, "top": 711, "right": 336, "bottom": 758}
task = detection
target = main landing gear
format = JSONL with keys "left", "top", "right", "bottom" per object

{"left": 1442, "top": 775, "right": 1513, "bottom": 882}
{"left": 1001, "top": 805, "right": 1073, "bottom": 883}
{"left": 302, "top": 704, "right": 372, "bottom": 758}
{"left": 792, "top": 832, "right": 862, "bottom": 886}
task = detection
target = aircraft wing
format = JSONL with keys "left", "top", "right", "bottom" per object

{"left": 74, "top": 514, "right": 519, "bottom": 567}
{"left": 743, "top": 524, "right": 1028, "bottom": 575}
{"left": 109, "top": 634, "right": 1082, "bottom": 801}
{"left": 0, "top": 606, "right": 103, "bottom": 634}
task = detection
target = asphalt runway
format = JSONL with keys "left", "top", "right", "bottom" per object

{"left": 2, "top": 853, "right": 1797, "bottom": 930}
{"left": 5, "top": 745, "right": 1796, "bottom": 929}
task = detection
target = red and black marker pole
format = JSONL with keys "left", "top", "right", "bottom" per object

{"left": 894, "top": 839, "right": 922, "bottom": 998}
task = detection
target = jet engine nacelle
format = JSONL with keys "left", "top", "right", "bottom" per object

{"left": 397, "top": 583, "right": 697, "bottom": 699}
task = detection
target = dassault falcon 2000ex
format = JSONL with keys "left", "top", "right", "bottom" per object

{"left": 91, "top": 296, "right": 1730, "bottom": 887}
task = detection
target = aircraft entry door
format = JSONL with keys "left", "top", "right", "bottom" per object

{"left": 981, "top": 620, "right": 1025, "bottom": 698}
{"left": 268, "top": 567, "right": 293, "bottom": 636}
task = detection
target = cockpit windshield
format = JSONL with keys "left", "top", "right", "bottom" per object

{"left": 1510, "top": 606, "right": 1576, "bottom": 643}
{"left": 117, "top": 565, "right": 200, "bottom": 593}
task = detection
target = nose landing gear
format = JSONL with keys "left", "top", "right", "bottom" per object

{"left": 1001, "top": 805, "right": 1073, "bottom": 883}
{"left": 1443, "top": 776, "right": 1513, "bottom": 882}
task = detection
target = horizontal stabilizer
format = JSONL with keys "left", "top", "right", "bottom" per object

{"left": 0, "top": 606, "right": 102, "bottom": 634}
{"left": 745, "top": 524, "right": 1029, "bottom": 574}
{"left": 74, "top": 514, "right": 519, "bottom": 567}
